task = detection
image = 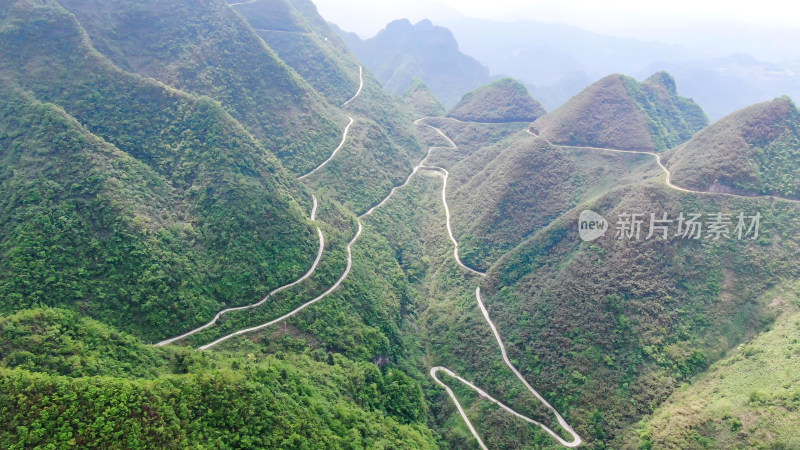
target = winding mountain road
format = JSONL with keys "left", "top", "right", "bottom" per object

{"left": 527, "top": 129, "right": 800, "bottom": 203}
{"left": 155, "top": 196, "right": 324, "bottom": 347}
{"left": 199, "top": 221, "right": 362, "bottom": 350}
{"left": 418, "top": 119, "right": 583, "bottom": 448}
{"left": 342, "top": 65, "right": 363, "bottom": 108}
{"left": 200, "top": 118, "right": 447, "bottom": 349}
{"left": 298, "top": 66, "right": 363, "bottom": 179}
{"left": 159, "top": 67, "right": 365, "bottom": 346}
{"left": 298, "top": 117, "right": 354, "bottom": 180}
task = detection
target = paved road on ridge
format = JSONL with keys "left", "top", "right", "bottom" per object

{"left": 526, "top": 128, "right": 800, "bottom": 203}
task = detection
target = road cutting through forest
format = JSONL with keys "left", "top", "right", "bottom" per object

{"left": 158, "top": 63, "right": 583, "bottom": 447}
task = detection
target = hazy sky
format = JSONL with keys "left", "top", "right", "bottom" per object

{"left": 315, "top": 0, "right": 800, "bottom": 38}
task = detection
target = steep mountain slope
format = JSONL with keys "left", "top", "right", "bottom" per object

{"left": 447, "top": 78, "right": 547, "bottom": 123}
{"left": 666, "top": 96, "right": 800, "bottom": 198}
{"left": 476, "top": 185, "right": 800, "bottom": 445}
{"left": 417, "top": 91, "right": 800, "bottom": 445}
{"left": 336, "top": 18, "right": 491, "bottom": 107}
{"left": 0, "top": 0, "right": 327, "bottom": 342}
{"left": 231, "top": 0, "right": 361, "bottom": 106}
{"left": 0, "top": 308, "right": 437, "bottom": 448}
{"left": 404, "top": 78, "right": 446, "bottom": 117}
{"left": 532, "top": 72, "right": 708, "bottom": 151}
{"left": 55, "top": 0, "right": 344, "bottom": 174}
{"left": 230, "top": 0, "right": 428, "bottom": 213}
{"left": 622, "top": 286, "right": 800, "bottom": 449}
{"left": 448, "top": 132, "right": 653, "bottom": 268}
{"left": 0, "top": 1, "right": 444, "bottom": 446}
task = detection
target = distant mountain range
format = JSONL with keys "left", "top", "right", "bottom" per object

{"left": 433, "top": 18, "right": 800, "bottom": 120}
{"left": 4, "top": 0, "right": 800, "bottom": 447}
{"left": 333, "top": 18, "right": 490, "bottom": 107}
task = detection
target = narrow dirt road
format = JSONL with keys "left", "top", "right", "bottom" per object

{"left": 418, "top": 118, "right": 583, "bottom": 448}
{"left": 159, "top": 67, "right": 366, "bottom": 346}
{"left": 199, "top": 221, "right": 362, "bottom": 350}
{"left": 298, "top": 117, "right": 354, "bottom": 180}
{"left": 155, "top": 196, "right": 324, "bottom": 347}
{"left": 298, "top": 66, "right": 363, "bottom": 179}
{"left": 527, "top": 129, "right": 800, "bottom": 203}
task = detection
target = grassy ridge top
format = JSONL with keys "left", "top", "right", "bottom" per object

{"left": 447, "top": 77, "right": 546, "bottom": 123}
{"left": 667, "top": 96, "right": 800, "bottom": 198}
{"left": 533, "top": 72, "right": 708, "bottom": 151}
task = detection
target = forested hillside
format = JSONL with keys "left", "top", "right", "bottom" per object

{"left": 2, "top": 0, "right": 799, "bottom": 448}
{"left": 0, "top": 309, "right": 437, "bottom": 448}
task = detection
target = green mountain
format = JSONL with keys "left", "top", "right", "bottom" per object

{"left": 532, "top": 72, "right": 708, "bottom": 151}
{"left": 0, "top": 0, "right": 441, "bottom": 446}
{"left": 447, "top": 78, "right": 547, "bottom": 123}
{"left": 404, "top": 78, "right": 446, "bottom": 117}
{"left": 409, "top": 78, "right": 800, "bottom": 446}
{"left": 54, "top": 0, "right": 345, "bottom": 175}
{"left": 3, "top": 0, "right": 800, "bottom": 448}
{"left": 230, "top": 0, "right": 361, "bottom": 106}
{"left": 335, "top": 19, "right": 491, "bottom": 108}
{"left": 0, "top": 7, "right": 319, "bottom": 341}
{"left": 666, "top": 96, "right": 800, "bottom": 199}
{"left": 229, "top": 0, "right": 428, "bottom": 213}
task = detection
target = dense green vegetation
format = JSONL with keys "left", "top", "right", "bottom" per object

{"left": 625, "top": 72, "right": 709, "bottom": 152}
{"left": 447, "top": 78, "right": 547, "bottom": 123}
{"left": 623, "top": 283, "right": 800, "bottom": 449}
{"left": 3, "top": 0, "right": 799, "bottom": 447}
{"left": 234, "top": 0, "right": 362, "bottom": 106}
{"left": 405, "top": 96, "right": 800, "bottom": 446}
{"left": 0, "top": 309, "right": 437, "bottom": 448}
{"left": 56, "top": 0, "right": 345, "bottom": 174}
{"left": 667, "top": 96, "right": 800, "bottom": 198}
{"left": 448, "top": 132, "right": 654, "bottom": 269}
{"left": 229, "top": 0, "right": 429, "bottom": 212}
{"left": 301, "top": 72, "right": 428, "bottom": 213}
{"left": 0, "top": 5, "right": 321, "bottom": 341}
{"left": 532, "top": 72, "right": 708, "bottom": 151}
{"left": 474, "top": 184, "right": 800, "bottom": 445}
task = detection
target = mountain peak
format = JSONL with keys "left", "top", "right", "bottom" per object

{"left": 447, "top": 77, "right": 546, "bottom": 123}
{"left": 643, "top": 71, "right": 678, "bottom": 95}
{"left": 404, "top": 78, "right": 446, "bottom": 117}
{"left": 532, "top": 71, "right": 707, "bottom": 151}
{"left": 667, "top": 96, "right": 800, "bottom": 198}
{"left": 336, "top": 19, "right": 490, "bottom": 107}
